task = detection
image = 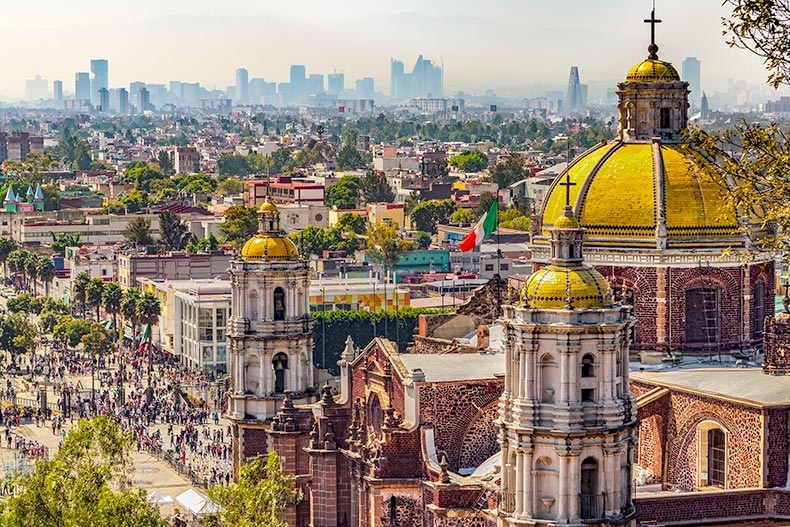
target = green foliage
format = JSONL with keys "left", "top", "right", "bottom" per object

{"left": 0, "top": 416, "right": 166, "bottom": 527}
{"left": 220, "top": 206, "right": 258, "bottom": 247}
{"left": 206, "top": 452, "right": 301, "bottom": 527}
{"left": 475, "top": 192, "right": 498, "bottom": 215}
{"left": 72, "top": 271, "right": 91, "bottom": 316}
{"left": 156, "top": 134, "right": 189, "bottom": 147}
{"left": 0, "top": 313, "right": 38, "bottom": 358}
{"left": 54, "top": 316, "right": 93, "bottom": 348}
{"left": 158, "top": 211, "right": 191, "bottom": 251}
{"left": 85, "top": 277, "right": 105, "bottom": 320}
{"left": 336, "top": 129, "right": 366, "bottom": 170}
{"left": 448, "top": 150, "right": 488, "bottom": 172}
{"left": 136, "top": 292, "right": 161, "bottom": 330}
{"left": 39, "top": 310, "right": 59, "bottom": 333}
{"left": 403, "top": 191, "right": 423, "bottom": 216}
{"left": 410, "top": 199, "right": 459, "bottom": 234}
{"left": 415, "top": 231, "right": 432, "bottom": 249}
{"left": 6, "top": 294, "right": 31, "bottom": 314}
{"left": 0, "top": 236, "right": 17, "bottom": 276}
{"left": 366, "top": 223, "right": 413, "bottom": 270}
{"left": 311, "top": 308, "right": 446, "bottom": 373}
{"left": 123, "top": 217, "right": 155, "bottom": 248}
{"left": 81, "top": 323, "right": 115, "bottom": 358}
{"left": 102, "top": 282, "right": 123, "bottom": 329}
{"left": 124, "top": 166, "right": 164, "bottom": 192}
{"left": 490, "top": 152, "right": 527, "bottom": 188}
{"left": 186, "top": 233, "right": 220, "bottom": 253}
{"left": 359, "top": 170, "right": 395, "bottom": 204}
{"left": 325, "top": 175, "right": 360, "bottom": 210}
{"left": 50, "top": 232, "right": 83, "bottom": 254}
{"left": 450, "top": 208, "right": 477, "bottom": 225}
{"left": 288, "top": 225, "right": 361, "bottom": 257}
{"left": 217, "top": 177, "right": 245, "bottom": 196}
{"left": 336, "top": 213, "right": 367, "bottom": 235}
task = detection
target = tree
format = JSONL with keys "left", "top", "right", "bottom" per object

{"left": 415, "top": 231, "right": 432, "bottom": 249}
{"left": 86, "top": 277, "right": 105, "bottom": 322}
{"left": 0, "top": 236, "right": 17, "bottom": 278}
{"left": 121, "top": 288, "right": 141, "bottom": 342}
{"left": 0, "top": 313, "right": 38, "bottom": 364}
{"left": 450, "top": 208, "right": 477, "bottom": 225}
{"left": 123, "top": 217, "right": 155, "bottom": 248}
{"left": 186, "top": 233, "right": 220, "bottom": 253}
{"left": 336, "top": 129, "right": 366, "bottom": 170}
{"left": 6, "top": 294, "right": 31, "bottom": 315}
{"left": 366, "top": 223, "right": 413, "bottom": 271}
{"left": 39, "top": 309, "right": 59, "bottom": 333}
{"left": 490, "top": 152, "right": 527, "bottom": 188}
{"left": 35, "top": 255, "right": 56, "bottom": 297}
{"left": 404, "top": 191, "right": 423, "bottom": 216}
{"left": 24, "top": 254, "right": 39, "bottom": 295}
{"left": 54, "top": 316, "right": 93, "bottom": 348}
{"left": 136, "top": 291, "right": 161, "bottom": 383}
{"left": 206, "top": 452, "right": 301, "bottom": 527}
{"left": 157, "top": 150, "right": 174, "bottom": 176}
{"left": 125, "top": 165, "right": 164, "bottom": 192}
{"left": 73, "top": 271, "right": 91, "bottom": 318}
{"left": 82, "top": 323, "right": 115, "bottom": 360}
{"left": 448, "top": 150, "right": 488, "bottom": 172}
{"left": 325, "top": 176, "right": 360, "bottom": 210}
{"left": 336, "top": 213, "right": 367, "bottom": 235}
{"left": 0, "top": 416, "right": 166, "bottom": 527}
{"left": 158, "top": 210, "right": 191, "bottom": 251}
{"left": 359, "top": 170, "right": 395, "bottom": 204}
{"left": 409, "top": 199, "right": 459, "bottom": 234}
{"left": 217, "top": 177, "right": 245, "bottom": 196}
{"left": 217, "top": 154, "right": 252, "bottom": 177}
{"left": 50, "top": 232, "right": 83, "bottom": 255}
{"left": 220, "top": 206, "right": 258, "bottom": 248}
{"left": 102, "top": 282, "right": 123, "bottom": 332}
{"left": 475, "top": 192, "right": 498, "bottom": 215}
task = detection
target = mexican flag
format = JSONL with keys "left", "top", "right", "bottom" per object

{"left": 459, "top": 201, "right": 498, "bottom": 252}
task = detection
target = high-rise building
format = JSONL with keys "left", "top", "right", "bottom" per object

{"left": 53, "top": 80, "right": 63, "bottom": 105}
{"left": 700, "top": 91, "right": 710, "bottom": 119}
{"left": 565, "top": 66, "right": 584, "bottom": 112}
{"left": 117, "top": 88, "right": 129, "bottom": 114}
{"left": 682, "top": 57, "right": 701, "bottom": 109}
{"left": 137, "top": 87, "right": 150, "bottom": 113}
{"left": 307, "top": 74, "right": 324, "bottom": 95}
{"left": 235, "top": 68, "right": 249, "bottom": 103}
{"left": 327, "top": 73, "right": 345, "bottom": 96}
{"left": 96, "top": 88, "right": 110, "bottom": 112}
{"left": 75, "top": 72, "right": 91, "bottom": 101}
{"left": 355, "top": 77, "right": 374, "bottom": 100}
{"left": 90, "top": 59, "right": 109, "bottom": 96}
{"left": 25, "top": 74, "right": 49, "bottom": 101}
{"left": 289, "top": 65, "right": 306, "bottom": 100}
{"left": 389, "top": 55, "right": 442, "bottom": 101}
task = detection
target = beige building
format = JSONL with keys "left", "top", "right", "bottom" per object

{"left": 174, "top": 146, "right": 200, "bottom": 174}
{"left": 15, "top": 213, "right": 162, "bottom": 247}
{"left": 276, "top": 203, "right": 329, "bottom": 233}
{"left": 366, "top": 202, "right": 405, "bottom": 229}
{"left": 118, "top": 251, "right": 232, "bottom": 289}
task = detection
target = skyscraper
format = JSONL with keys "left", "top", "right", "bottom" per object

{"left": 390, "top": 59, "right": 405, "bottom": 100}
{"left": 53, "top": 80, "right": 63, "bottom": 105}
{"left": 75, "top": 72, "right": 91, "bottom": 101}
{"left": 25, "top": 75, "right": 48, "bottom": 101}
{"left": 307, "top": 74, "right": 324, "bottom": 95}
{"left": 328, "top": 73, "right": 345, "bottom": 96}
{"left": 117, "top": 88, "right": 129, "bottom": 114}
{"left": 700, "top": 92, "right": 710, "bottom": 120}
{"left": 355, "top": 77, "right": 374, "bottom": 100}
{"left": 565, "top": 66, "right": 584, "bottom": 112}
{"left": 289, "top": 65, "right": 306, "bottom": 100}
{"left": 235, "top": 68, "right": 249, "bottom": 103}
{"left": 96, "top": 88, "right": 110, "bottom": 112}
{"left": 682, "top": 57, "right": 701, "bottom": 109}
{"left": 137, "top": 87, "right": 150, "bottom": 113}
{"left": 90, "top": 59, "right": 109, "bottom": 96}
{"left": 390, "top": 56, "right": 442, "bottom": 101}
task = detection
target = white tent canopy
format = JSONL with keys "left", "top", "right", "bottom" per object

{"left": 147, "top": 490, "right": 174, "bottom": 505}
{"left": 175, "top": 489, "right": 220, "bottom": 515}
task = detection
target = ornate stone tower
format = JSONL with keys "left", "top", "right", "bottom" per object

{"left": 228, "top": 200, "right": 315, "bottom": 468}
{"left": 763, "top": 288, "right": 790, "bottom": 375}
{"left": 498, "top": 203, "right": 637, "bottom": 526}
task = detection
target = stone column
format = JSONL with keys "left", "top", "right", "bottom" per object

{"left": 515, "top": 450, "right": 524, "bottom": 516}
{"left": 557, "top": 452, "right": 572, "bottom": 520}
{"left": 656, "top": 267, "right": 668, "bottom": 349}
{"left": 522, "top": 447, "right": 534, "bottom": 520}
{"left": 604, "top": 447, "right": 618, "bottom": 515}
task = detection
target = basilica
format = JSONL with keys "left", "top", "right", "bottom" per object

{"left": 227, "top": 17, "right": 790, "bottom": 527}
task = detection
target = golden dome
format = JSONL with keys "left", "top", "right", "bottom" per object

{"left": 260, "top": 200, "right": 278, "bottom": 212}
{"left": 523, "top": 264, "right": 611, "bottom": 309}
{"left": 553, "top": 213, "right": 580, "bottom": 230}
{"left": 626, "top": 59, "right": 680, "bottom": 82}
{"left": 240, "top": 234, "right": 299, "bottom": 262}
{"left": 538, "top": 141, "right": 740, "bottom": 249}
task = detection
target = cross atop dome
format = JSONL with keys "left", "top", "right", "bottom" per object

{"left": 644, "top": 3, "right": 662, "bottom": 60}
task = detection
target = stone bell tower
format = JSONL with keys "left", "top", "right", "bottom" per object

{"left": 498, "top": 203, "right": 637, "bottom": 527}
{"left": 227, "top": 200, "right": 315, "bottom": 471}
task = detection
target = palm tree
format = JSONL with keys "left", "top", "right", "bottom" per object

{"left": 102, "top": 283, "right": 122, "bottom": 334}
{"left": 72, "top": 271, "right": 91, "bottom": 318}
{"left": 0, "top": 237, "right": 18, "bottom": 279}
{"left": 136, "top": 291, "right": 161, "bottom": 400}
{"left": 120, "top": 288, "right": 141, "bottom": 343}
{"left": 6, "top": 250, "right": 26, "bottom": 290}
{"left": 85, "top": 278, "right": 105, "bottom": 322}
{"left": 35, "top": 256, "right": 56, "bottom": 297}
{"left": 24, "top": 253, "right": 39, "bottom": 294}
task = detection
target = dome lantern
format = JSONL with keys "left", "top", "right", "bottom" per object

{"left": 239, "top": 198, "right": 300, "bottom": 262}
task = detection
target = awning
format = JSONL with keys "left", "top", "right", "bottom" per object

{"left": 175, "top": 489, "right": 220, "bottom": 515}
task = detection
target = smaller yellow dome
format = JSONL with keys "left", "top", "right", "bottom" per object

{"left": 241, "top": 234, "right": 299, "bottom": 262}
{"left": 523, "top": 265, "right": 611, "bottom": 310}
{"left": 626, "top": 59, "right": 680, "bottom": 83}
{"left": 260, "top": 200, "right": 278, "bottom": 212}
{"left": 553, "top": 213, "right": 580, "bottom": 230}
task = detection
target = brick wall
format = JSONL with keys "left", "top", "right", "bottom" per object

{"left": 636, "top": 489, "right": 790, "bottom": 525}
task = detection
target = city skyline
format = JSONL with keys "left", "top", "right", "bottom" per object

{"left": 0, "top": 0, "right": 785, "bottom": 101}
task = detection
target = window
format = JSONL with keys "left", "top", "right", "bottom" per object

{"left": 216, "top": 308, "right": 226, "bottom": 327}
{"left": 272, "top": 352, "right": 288, "bottom": 393}
{"left": 708, "top": 429, "right": 726, "bottom": 487}
{"left": 500, "top": 263, "right": 509, "bottom": 271}
{"left": 581, "top": 354, "right": 595, "bottom": 378}
{"left": 274, "top": 287, "right": 286, "bottom": 321}
{"left": 754, "top": 281, "right": 766, "bottom": 336}
{"left": 581, "top": 388, "right": 594, "bottom": 402}
{"left": 485, "top": 264, "right": 494, "bottom": 271}
{"left": 660, "top": 108, "right": 671, "bottom": 129}
{"left": 580, "top": 457, "right": 602, "bottom": 520}
{"left": 685, "top": 287, "right": 721, "bottom": 347}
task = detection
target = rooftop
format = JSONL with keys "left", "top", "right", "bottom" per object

{"left": 398, "top": 352, "right": 504, "bottom": 383}
{"left": 631, "top": 368, "right": 790, "bottom": 407}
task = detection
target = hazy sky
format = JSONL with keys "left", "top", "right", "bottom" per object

{"left": 0, "top": 0, "right": 780, "bottom": 99}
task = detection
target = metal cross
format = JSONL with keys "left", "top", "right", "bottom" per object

{"left": 558, "top": 171, "right": 576, "bottom": 207}
{"left": 644, "top": 6, "right": 662, "bottom": 45}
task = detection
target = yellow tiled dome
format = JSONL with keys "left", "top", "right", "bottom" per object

{"left": 539, "top": 141, "right": 740, "bottom": 249}
{"left": 241, "top": 234, "right": 299, "bottom": 262}
{"left": 626, "top": 59, "right": 680, "bottom": 82}
{"left": 259, "top": 200, "right": 278, "bottom": 212}
{"left": 553, "top": 213, "right": 580, "bottom": 230}
{"left": 524, "top": 265, "right": 611, "bottom": 309}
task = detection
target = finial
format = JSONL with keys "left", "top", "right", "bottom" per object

{"left": 783, "top": 281, "right": 790, "bottom": 314}
{"left": 439, "top": 454, "right": 451, "bottom": 484}
{"left": 558, "top": 171, "right": 576, "bottom": 208}
{"left": 644, "top": 4, "right": 662, "bottom": 60}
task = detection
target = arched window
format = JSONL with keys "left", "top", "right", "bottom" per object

{"left": 685, "top": 286, "right": 721, "bottom": 348}
{"left": 581, "top": 354, "right": 595, "bottom": 378}
{"left": 272, "top": 352, "right": 288, "bottom": 393}
{"left": 274, "top": 287, "right": 285, "bottom": 321}
{"left": 245, "top": 355, "right": 260, "bottom": 394}
{"left": 540, "top": 354, "right": 556, "bottom": 403}
{"left": 580, "top": 457, "right": 601, "bottom": 520}
{"left": 707, "top": 428, "right": 726, "bottom": 487}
